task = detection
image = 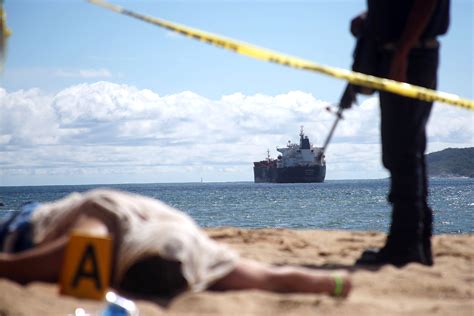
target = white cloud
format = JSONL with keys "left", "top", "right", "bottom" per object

{"left": 0, "top": 82, "right": 471, "bottom": 185}
{"left": 428, "top": 102, "right": 474, "bottom": 145}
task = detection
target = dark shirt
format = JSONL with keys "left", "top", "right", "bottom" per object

{"left": 0, "top": 202, "right": 39, "bottom": 253}
{"left": 366, "top": 0, "right": 450, "bottom": 43}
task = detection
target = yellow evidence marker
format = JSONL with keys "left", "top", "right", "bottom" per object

{"left": 59, "top": 232, "right": 113, "bottom": 300}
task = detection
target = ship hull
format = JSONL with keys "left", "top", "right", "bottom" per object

{"left": 253, "top": 165, "right": 326, "bottom": 183}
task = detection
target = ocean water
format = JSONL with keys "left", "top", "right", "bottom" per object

{"left": 0, "top": 179, "right": 472, "bottom": 234}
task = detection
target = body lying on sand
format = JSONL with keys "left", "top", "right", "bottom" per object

{"left": 0, "top": 189, "right": 351, "bottom": 299}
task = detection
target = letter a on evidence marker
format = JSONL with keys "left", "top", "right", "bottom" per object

{"left": 59, "top": 233, "right": 112, "bottom": 300}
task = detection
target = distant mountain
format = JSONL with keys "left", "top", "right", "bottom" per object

{"left": 426, "top": 147, "right": 474, "bottom": 178}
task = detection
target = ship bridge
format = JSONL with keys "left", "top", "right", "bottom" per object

{"left": 276, "top": 127, "right": 325, "bottom": 168}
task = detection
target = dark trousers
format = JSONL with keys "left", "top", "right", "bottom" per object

{"left": 378, "top": 46, "right": 439, "bottom": 247}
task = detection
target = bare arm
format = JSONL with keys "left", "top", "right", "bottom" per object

{"left": 210, "top": 258, "right": 351, "bottom": 297}
{"left": 0, "top": 215, "right": 110, "bottom": 284}
{"left": 390, "top": 0, "right": 438, "bottom": 82}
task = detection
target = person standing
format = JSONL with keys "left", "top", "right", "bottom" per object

{"left": 353, "top": 0, "right": 450, "bottom": 266}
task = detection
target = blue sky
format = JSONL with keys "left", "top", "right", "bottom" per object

{"left": 0, "top": 0, "right": 473, "bottom": 186}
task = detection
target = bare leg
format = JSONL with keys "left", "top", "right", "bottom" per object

{"left": 210, "top": 259, "right": 351, "bottom": 297}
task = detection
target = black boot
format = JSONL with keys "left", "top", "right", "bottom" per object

{"left": 356, "top": 239, "right": 427, "bottom": 267}
{"left": 356, "top": 202, "right": 428, "bottom": 267}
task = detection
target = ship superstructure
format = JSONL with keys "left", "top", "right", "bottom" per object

{"left": 253, "top": 127, "right": 326, "bottom": 183}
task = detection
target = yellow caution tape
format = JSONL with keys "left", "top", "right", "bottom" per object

{"left": 88, "top": 0, "right": 474, "bottom": 111}
{"left": 0, "top": 3, "right": 11, "bottom": 37}
{"left": 0, "top": 4, "right": 12, "bottom": 73}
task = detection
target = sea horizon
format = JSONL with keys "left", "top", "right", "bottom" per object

{"left": 0, "top": 177, "right": 391, "bottom": 188}
{"left": 1, "top": 178, "right": 472, "bottom": 234}
{"left": 2, "top": 176, "right": 473, "bottom": 188}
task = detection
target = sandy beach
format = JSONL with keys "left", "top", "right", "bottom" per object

{"left": 0, "top": 228, "right": 472, "bottom": 316}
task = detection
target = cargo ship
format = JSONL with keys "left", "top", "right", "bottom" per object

{"left": 253, "top": 127, "right": 326, "bottom": 183}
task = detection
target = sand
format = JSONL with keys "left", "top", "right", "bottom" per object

{"left": 0, "top": 228, "right": 472, "bottom": 316}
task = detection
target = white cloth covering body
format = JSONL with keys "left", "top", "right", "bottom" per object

{"left": 31, "top": 189, "right": 239, "bottom": 292}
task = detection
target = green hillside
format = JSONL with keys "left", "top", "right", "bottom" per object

{"left": 426, "top": 147, "right": 474, "bottom": 178}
